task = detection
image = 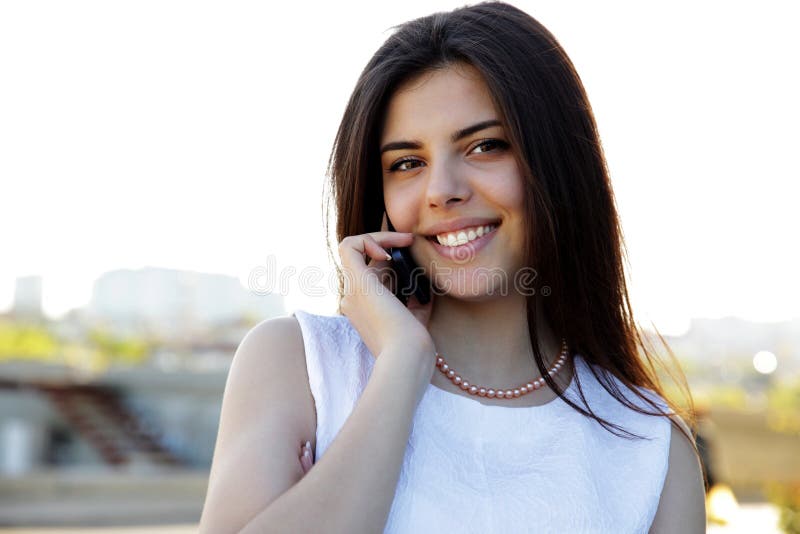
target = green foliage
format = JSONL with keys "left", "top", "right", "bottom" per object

{"left": 86, "top": 329, "right": 150, "bottom": 365}
{"left": 766, "top": 381, "right": 800, "bottom": 436}
{"left": 0, "top": 320, "right": 151, "bottom": 368}
{"left": 0, "top": 321, "right": 58, "bottom": 360}
{"left": 768, "top": 381, "right": 800, "bottom": 411}
{"left": 766, "top": 482, "right": 800, "bottom": 534}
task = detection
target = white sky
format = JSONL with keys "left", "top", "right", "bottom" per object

{"left": 1, "top": 1, "right": 798, "bottom": 336}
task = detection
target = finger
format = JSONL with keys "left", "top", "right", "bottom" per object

{"left": 362, "top": 231, "right": 415, "bottom": 248}
{"left": 300, "top": 449, "right": 312, "bottom": 473}
{"left": 367, "top": 253, "right": 391, "bottom": 268}
{"left": 340, "top": 233, "right": 412, "bottom": 267}
{"left": 299, "top": 441, "right": 313, "bottom": 472}
{"left": 340, "top": 232, "right": 410, "bottom": 255}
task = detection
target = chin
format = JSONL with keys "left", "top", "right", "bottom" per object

{"left": 430, "top": 270, "right": 513, "bottom": 301}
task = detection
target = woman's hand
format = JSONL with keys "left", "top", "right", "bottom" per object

{"left": 299, "top": 440, "right": 313, "bottom": 475}
{"left": 337, "top": 213, "right": 435, "bottom": 360}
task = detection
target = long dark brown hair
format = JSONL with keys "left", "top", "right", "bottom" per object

{"left": 322, "top": 0, "right": 699, "bottom": 459}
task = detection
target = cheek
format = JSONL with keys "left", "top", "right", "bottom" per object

{"left": 502, "top": 163, "right": 527, "bottom": 212}
{"left": 383, "top": 181, "right": 420, "bottom": 232}
{"left": 475, "top": 157, "right": 525, "bottom": 208}
{"left": 482, "top": 175, "right": 525, "bottom": 213}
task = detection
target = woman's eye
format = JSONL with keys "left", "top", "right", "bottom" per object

{"left": 389, "top": 158, "right": 423, "bottom": 172}
{"left": 387, "top": 139, "right": 509, "bottom": 172}
{"left": 472, "top": 139, "right": 509, "bottom": 154}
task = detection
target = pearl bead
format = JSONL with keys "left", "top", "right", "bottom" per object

{"left": 431, "top": 338, "right": 568, "bottom": 401}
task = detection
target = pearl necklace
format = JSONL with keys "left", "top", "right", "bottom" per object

{"left": 434, "top": 338, "right": 570, "bottom": 399}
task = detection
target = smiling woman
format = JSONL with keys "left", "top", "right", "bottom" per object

{"left": 379, "top": 64, "right": 527, "bottom": 289}
{"left": 199, "top": 2, "right": 706, "bottom": 533}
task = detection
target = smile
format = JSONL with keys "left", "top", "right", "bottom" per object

{"left": 426, "top": 223, "right": 499, "bottom": 260}
{"left": 431, "top": 223, "right": 498, "bottom": 246}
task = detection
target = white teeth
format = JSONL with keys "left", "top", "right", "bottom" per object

{"left": 435, "top": 224, "right": 496, "bottom": 247}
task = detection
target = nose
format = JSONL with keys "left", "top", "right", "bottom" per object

{"left": 425, "top": 159, "right": 471, "bottom": 208}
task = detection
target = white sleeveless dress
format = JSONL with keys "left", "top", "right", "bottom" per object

{"left": 292, "top": 309, "right": 673, "bottom": 533}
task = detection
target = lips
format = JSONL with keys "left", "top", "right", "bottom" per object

{"left": 426, "top": 222, "right": 500, "bottom": 261}
{"left": 422, "top": 217, "right": 502, "bottom": 237}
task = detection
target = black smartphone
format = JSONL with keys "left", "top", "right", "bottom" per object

{"left": 385, "top": 216, "right": 432, "bottom": 306}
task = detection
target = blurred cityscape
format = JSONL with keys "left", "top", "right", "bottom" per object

{"left": 1, "top": 268, "right": 282, "bottom": 529}
{"left": 1, "top": 269, "right": 798, "bottom": 532}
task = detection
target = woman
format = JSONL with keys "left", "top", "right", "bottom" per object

{"left": 200, "top": 2, "right": 706, "bottom": 532}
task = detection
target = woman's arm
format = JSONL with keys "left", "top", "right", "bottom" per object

{"left": 199, "top": 315, "right": 435, "bottom": 533}
{"left": 199, "top": 317, "right": 317, "bottom": 533}
{"left": 649, "top": 416, "right": 707, "bottom": 533}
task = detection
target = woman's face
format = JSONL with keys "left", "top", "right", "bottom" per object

{"left": 380, "top": 62, "right": 527, "bottom": 299}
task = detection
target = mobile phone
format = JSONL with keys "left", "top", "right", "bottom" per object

{"left": 385, "top": 216, "right": 432, "bottom": 306}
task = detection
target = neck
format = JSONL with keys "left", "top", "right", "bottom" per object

{"left": 427, "top": 294, "right": 561, "bottom": 388}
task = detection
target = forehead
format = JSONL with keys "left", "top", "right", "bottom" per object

{"left": 380, "top": 63, "right": 499, "bottom": 142}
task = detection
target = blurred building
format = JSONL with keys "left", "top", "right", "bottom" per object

{"left": 0, "top": 364, "right": 225, "bottom": 476}
{"left": 12, "top": 275, "right": 43, "bottom": 320}
{"left": 0, "top": 364, "right": 224, "bottom": 525}
{"left": 86, "top": 266, "right": 283, "bottom": 338}
{"left": 0, "top": 266, "right": 286, "bottom": 478}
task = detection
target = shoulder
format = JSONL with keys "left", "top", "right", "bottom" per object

{"left": 243, "top": 314, "right": 304, "bottom": 345}
{"left": 572, "top": 357, "right": 705, "bottom": 531}
{"left": 226, "top": 315, "right": 314, "bottom": 436}
{"left": 234, "top": 315, "right": 305, "bottom": 373}
{"left": 648, "top": 414, "right": 707, "bottom": 533}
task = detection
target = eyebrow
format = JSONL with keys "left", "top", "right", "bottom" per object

{"left": 380, "top": 119, "right": 502, "bottom": 155}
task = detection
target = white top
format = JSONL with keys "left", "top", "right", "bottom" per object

{"left": 292, "top": 309, "right": 673, "bottom": 533}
